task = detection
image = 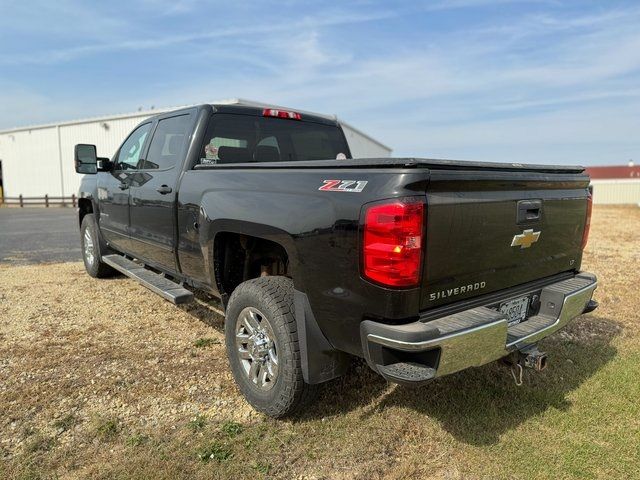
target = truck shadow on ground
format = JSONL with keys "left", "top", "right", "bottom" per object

{"left": 180, "top": 295, "right": 620, "bottom": 446}
{"left": 303, "top": 315, "right": 621, "bottom": 446}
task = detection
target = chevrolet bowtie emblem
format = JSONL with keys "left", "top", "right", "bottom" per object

{"left": 511, "top": 229, "right": 541, "bottom": 249}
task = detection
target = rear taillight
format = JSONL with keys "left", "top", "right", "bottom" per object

{"left": 262, "top": 108, "right": 301, "bottom": 120}
{"left": 363, "top": 198, "right": 425, "bottom": 288}
{"left": 581, "top": 191, "right": 593, "bottom": 249}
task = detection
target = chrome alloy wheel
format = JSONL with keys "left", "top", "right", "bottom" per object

{"left": 83, "top": 228, "right": 95, "bottom": 266}
{"left": 235, "top": 307, "right": 279, "bottom": 391}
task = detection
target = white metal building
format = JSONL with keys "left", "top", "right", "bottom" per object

{"left": 0, "top": 99, "right": 392, "bottom": 199}
{"left": 585, "top": 163, "right": 640, "bottom": 205}
{"left": 590, "top": 180, "right": 640, "bottom": 205}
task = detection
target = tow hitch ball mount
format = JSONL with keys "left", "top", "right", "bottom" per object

{"left": 504, "top": 345, "right": 548, "bottom": 386}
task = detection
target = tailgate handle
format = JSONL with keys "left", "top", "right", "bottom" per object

{"left": 517, "top": 200, "right": 542, "bottom": 223}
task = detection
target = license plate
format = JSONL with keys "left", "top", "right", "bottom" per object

{"left": 499, "top": 296, "right": 530, "bottom": 326}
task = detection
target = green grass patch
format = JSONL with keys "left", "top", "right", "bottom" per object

{"left": 187, "top": 414, "right": 207, "bottom": 432}
{"left": 193, "top": 337, "right": 219, "bottom": 348}
{"left": 196, "top": 441, "right": 233, "bottom": 463}
{"left": 126, "top": 433, "right": 150, "bottom": 447}
{"left": 93, "top": 416, "right": 121, "bottom": 441}
{"left": 221, "top": 421, "right": 243, "bottom": 438}
{"left": 253, "top": 461, "right": 271, "bottom": 475}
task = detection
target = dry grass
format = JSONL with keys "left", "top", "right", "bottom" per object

{"left": 1, "top": 206, "right": 639, "bottom": 479}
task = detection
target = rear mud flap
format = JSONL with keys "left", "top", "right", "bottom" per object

{"left": 294, "top": 290, "right": 349, "bottom": 384}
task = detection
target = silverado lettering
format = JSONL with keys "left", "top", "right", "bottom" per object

{"left": 428, "top": 282, "right": 487, "bottom": 301}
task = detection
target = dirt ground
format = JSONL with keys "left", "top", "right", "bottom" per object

{"left": 0, "top": 206, "right": 639, "bottom": 479}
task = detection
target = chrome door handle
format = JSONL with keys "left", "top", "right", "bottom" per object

{"left": 156, "top": 185, "right": 172, "bottom": 194}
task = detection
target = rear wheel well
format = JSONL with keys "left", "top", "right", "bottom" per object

{"left": 78, "top": 199, "right": 93, "bottom": 227}
{"left": 214, "top": 233, "right": 289, "bottom": 298}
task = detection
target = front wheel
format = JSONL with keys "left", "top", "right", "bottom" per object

{"left": 225, "top": 276, "right": 317, "bottom": 418}
{"left": 80, "top": 214, "right": 115, "bottom": 278}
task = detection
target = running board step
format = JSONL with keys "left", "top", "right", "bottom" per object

{"left": 377, "top": 362, "right": 436, "bottom": 386}
{"left": 102, "top": 254, "right": 194, "bottom": 304}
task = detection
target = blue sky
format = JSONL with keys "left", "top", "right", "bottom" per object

{"left": 1, "top": 0, "right": 639, "bottom": 165}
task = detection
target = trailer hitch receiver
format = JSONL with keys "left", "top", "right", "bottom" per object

{"left": 521, "top": 345, "right": 547, "bottom": 371}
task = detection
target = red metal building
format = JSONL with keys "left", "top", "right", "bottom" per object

{"left": 585, "top": 164, "right": 640, "bottom": 180}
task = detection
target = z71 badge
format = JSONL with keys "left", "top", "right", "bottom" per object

{"left": 318, "top": 180, "right": 368, "bottom": 193}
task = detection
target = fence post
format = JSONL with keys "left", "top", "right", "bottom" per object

{"left": 72, "top": 194, "right": 77, "bottom": 208}
{"left": 19, "top": 194, "right": 23, "bottom": 207}
{"left": 45, "top": 194, "right": 49, "bottom": 207}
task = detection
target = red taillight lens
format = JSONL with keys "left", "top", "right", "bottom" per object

{"left": 581, "top": 191, "right": 592, "bottom": 249}
{"left": 262, "top": 108, "right": 301, "bottom": 120}
{"left": 363, "top": 199, "right": 425, "bottom": 288}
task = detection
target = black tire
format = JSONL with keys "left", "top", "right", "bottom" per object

{"left": 80, "top": 214, "right": 115, "bottom": 278}
{"left": 225, "top": 276, "right": 317, "bottom": 418}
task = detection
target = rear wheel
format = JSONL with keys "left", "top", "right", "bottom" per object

{"left": 225, "top": 276, "right": 317, "bottom": 418}
{"left": 80, "top": 214, "right": 115, "bottom": 278}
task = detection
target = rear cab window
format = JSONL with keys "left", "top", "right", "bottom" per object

{"left": 198, "top": 113, "right": 349, "bottom": 165}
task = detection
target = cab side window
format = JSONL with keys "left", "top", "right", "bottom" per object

{"left": 117, "top": 123, "right": 152, "bottom": 170}
{"left": 141, "top": 114, "right": 192, "bottom": 170}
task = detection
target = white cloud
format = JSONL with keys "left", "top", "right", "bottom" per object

{"left": 0, "top": 0, "right": 126, "bottom": 40}
{"left": 0, "top": 6, "right": 397, "bottom": 66}
{"left": 423, "top": 0, "right": 557, "bottom": 12}
{"left": 1, "top": 1, "right": 639, "bottom": 164}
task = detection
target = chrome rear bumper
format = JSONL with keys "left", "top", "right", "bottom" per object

{"left": 361, "top": 272, "right": 597, "bottom": 384}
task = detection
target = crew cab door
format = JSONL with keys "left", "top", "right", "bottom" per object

{"left": 129, "top": 111, "right": 195, "bottom": 271}
{"left": 97, "top": 122, "right": 152, "bottom": 252}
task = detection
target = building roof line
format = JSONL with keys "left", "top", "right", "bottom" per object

{"left": 0, "top": 98, "right": 393, "bottom": 152}
{"left": 0, "top": 99, "right": 248, "bottom": 134}
{"left": 0, "top": 108, "right": 172, "bottom": 134}
{"left": 337, "top": 118, "right": 392, "bottom": 152}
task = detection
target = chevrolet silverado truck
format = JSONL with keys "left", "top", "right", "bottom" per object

{"left": 75, "top": 103, "right": 598, "bottom": 417}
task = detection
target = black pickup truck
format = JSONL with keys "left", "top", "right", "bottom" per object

{"left": 75, "top": 103, "right": 598, "bottom": 417}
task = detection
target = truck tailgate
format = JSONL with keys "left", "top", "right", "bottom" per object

{"left": 421, "top": 169, "right": 590, "bottom": 310}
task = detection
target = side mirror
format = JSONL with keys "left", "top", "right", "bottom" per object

{"left": 74, "top": 144, "right": 98, "bottom": 174}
